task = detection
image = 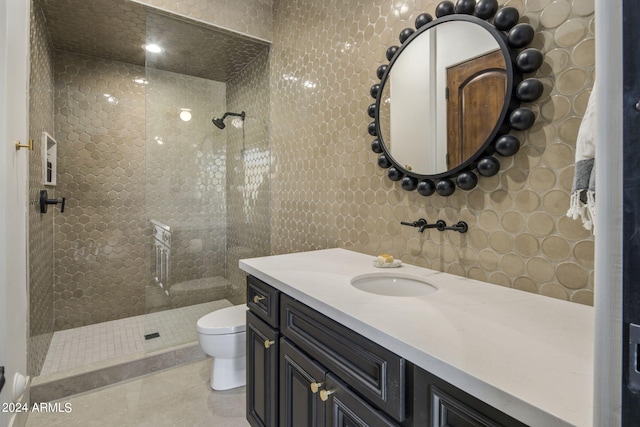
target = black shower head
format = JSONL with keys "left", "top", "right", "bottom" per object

{"left": 212, "top": 111, "right": 245, "bottom": 129}
{"left": 212, "top": 117, "right": 225, "bottom": 129}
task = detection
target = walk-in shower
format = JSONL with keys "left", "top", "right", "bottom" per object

{"left": 28, "top": 0, "right": 270, "bottom": 387}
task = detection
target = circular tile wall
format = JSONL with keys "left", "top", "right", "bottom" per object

{"left": 270, "top": 0, "right": 595, "bottom": 305}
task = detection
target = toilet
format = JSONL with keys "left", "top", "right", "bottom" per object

{"left": 197, "top": 304, "right": 247, "bottom": 390}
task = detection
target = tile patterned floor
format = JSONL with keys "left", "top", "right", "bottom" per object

{"left": 26, "top": 358, "right": 250, "bottom": 427}
{"left": 41, "top": 300, "right": 233, "bottom": 375}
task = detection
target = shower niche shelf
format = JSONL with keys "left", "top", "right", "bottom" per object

{"left": 42, "top": 132, "right": 57, "bottom": 186}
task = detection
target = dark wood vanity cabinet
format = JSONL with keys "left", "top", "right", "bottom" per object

{"left": 247, "top": 276, "right": 280, "bottom": 427}
{"left": 247, "top": 276, "right": 401, "bottom": 427}
{"left": 246, "top": 275, "right": 527, "bottom": 427}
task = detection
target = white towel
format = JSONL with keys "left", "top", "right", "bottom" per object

{"left": 567, "top": 85, "right": 596, "bottom": 233}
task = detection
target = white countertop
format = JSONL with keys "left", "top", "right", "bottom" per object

{"left": 239, "top": 248, "right": 593, "bottom": 427}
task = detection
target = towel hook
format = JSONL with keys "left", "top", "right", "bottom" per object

{"left": 39, "top": 190, "right": 65, "bottom": 214}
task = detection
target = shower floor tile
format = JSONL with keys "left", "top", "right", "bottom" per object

{"left": 41, "top": 300, "right": 233, "bottom": 376}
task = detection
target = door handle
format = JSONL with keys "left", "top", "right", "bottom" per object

{"left": 629, "top": 323, "right": 640, "bottom": 391}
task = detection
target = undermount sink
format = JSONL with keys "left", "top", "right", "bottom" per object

{"left": 350, "top": 273, "right": 438, "bottom": 297}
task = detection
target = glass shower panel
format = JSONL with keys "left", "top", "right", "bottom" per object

{"left": 143, "top": 11, "right": 231, "bottom": 351}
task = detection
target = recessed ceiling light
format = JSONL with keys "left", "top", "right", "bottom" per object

{"left": 144, "top": 43, "right": 163, "bottom": 53}
{"left": 179, "top": 108, "right": 192, "bottom": 122}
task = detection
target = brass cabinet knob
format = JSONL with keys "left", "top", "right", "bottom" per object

{"left": 319, "top": 389, "right": 335, "bottom": 402}
{"left": 309, "top": 382, "right": 323, "bottom": 393}
{"left": 253, "top": 295, "right": 266, "bottom": 303}
{"left": 264, "top": 339, "right": 275, "bottom": 349}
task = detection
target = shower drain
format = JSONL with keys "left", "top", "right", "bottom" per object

{"left": 144, "top": 332, "right": 160, "bottom": 340}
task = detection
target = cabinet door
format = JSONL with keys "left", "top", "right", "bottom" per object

{"left": 280, "top": 338, "right": 326, "bottom": 427}
{"left": 324, "top": 373, "right": 399, "bottom": 427}
{"left": 247, "top": 311, "right": 279, "bottom": 427}
{"left": 412, "top": 367, "right": 527, "bottom": 427}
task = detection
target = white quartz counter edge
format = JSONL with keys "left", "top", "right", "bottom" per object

{"left": 239, "top": 248, "right": 594, "bottom": 427}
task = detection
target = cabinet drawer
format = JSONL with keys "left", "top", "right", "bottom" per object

{"left": 413, "top": 367, "right": 528, "bottom": 427}
{"left": 280, "top": 294, "right": 406, "bottom": 422}
{"left": 431, "top": 386, "right": 501, "bottom": 427}
{"left": 247, "top": 275, "right": 280, "bottom": 328}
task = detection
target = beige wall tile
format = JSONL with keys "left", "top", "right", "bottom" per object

{"left": 269, "top": 0, "right": 594, "bottom": 305}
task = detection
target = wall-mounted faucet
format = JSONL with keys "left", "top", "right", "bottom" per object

{"left": 400, "top": 218, "right": 443, "bottom": 233}
{"left": 400, "top": 219, "right": 425, "bottom": 229}
{"left": 401, "top": 218, "right": 468, "bottom": 233}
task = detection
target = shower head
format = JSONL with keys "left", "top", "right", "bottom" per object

{"left": 212, "top": 111, "right": 245, "bottom": 129}
{"left": 212, "top": 117, "right": 226, "bottom": 129}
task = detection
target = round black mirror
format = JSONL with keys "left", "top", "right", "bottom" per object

{"left": 367, "top": 0, "right": 544, "bottom": 196}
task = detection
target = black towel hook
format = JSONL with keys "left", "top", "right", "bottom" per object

{"left": 39, "top": 190, "right": 65, "bottom": 213}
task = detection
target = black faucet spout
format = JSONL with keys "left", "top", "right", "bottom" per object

{"left": 400, "top": 218, "right": 427, "bottom": 229}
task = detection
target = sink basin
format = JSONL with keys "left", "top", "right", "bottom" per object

{"left": 350, "top": 273, "right": 438, "bottom": 297}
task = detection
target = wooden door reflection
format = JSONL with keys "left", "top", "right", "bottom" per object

{"left": 446, "top": 50, "right": 507, "bottom": 170}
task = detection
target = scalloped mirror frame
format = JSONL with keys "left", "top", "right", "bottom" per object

{"left": 367, "top": 0, "right": 544, "bottom": 197}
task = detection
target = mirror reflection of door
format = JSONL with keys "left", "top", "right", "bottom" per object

{"left": 446, "top": 50, "right": 506, "bottom": 170}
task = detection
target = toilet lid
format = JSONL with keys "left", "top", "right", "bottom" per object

{"left": 197, "top": 304, "right": 247, "bottom": 335}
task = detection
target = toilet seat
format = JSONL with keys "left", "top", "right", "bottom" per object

{"left": 197, "top": 304, "right": 247, "bottom": 335}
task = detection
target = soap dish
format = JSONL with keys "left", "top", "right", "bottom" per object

{"left": 373, "top": 259, "right": 402, "bottom": 268}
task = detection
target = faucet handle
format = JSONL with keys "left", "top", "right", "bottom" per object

{"left": 438, "top": 221, "right": 468, "bottom": 233}
{"left": 448, "top": 221, "right": 468, "bottom": 233}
